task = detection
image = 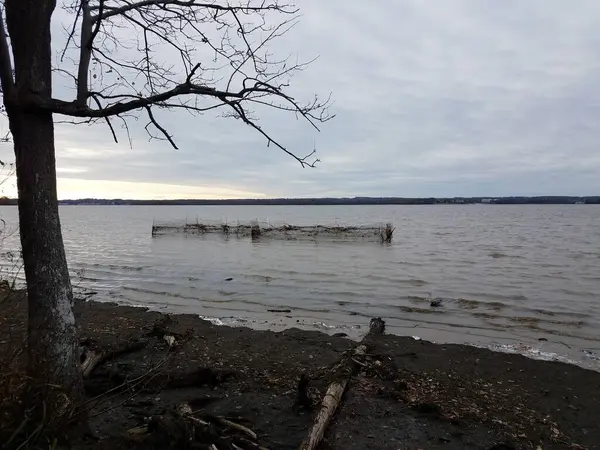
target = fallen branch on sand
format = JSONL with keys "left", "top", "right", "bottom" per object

{"left": 126, "top": 401, "right": 267, "bottom": 449}
{"left": 299, "top": 317, "right": 386, "bottom": 450}
{"left": 80, "top": 339, "right": 148, "bottom": 378}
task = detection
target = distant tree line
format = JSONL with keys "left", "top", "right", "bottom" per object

{"left": 1, "top": 196, "right": 599, "bottom": 206}
{"left": 0, "top": 196, "right": 16, "bottom": 205}
{"left": 0, "top": 196, "right": 588, "bottom": 206}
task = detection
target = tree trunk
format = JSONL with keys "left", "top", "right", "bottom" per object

{"left": 14, "top": 111, "right": 81, "bottom": 394}
{"left": 4, "top": 0, "right": 83, "bottom": 402}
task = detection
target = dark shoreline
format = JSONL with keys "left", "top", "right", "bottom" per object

{"left": 2, "top": 292, "right": 600, "bottom": 449}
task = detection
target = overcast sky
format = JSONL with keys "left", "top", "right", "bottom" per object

{"left": 2, "top": 0, "right": 600, "bottom": 199}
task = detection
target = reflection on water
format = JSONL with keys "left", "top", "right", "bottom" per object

{"left": 1, "top": 204, "right": 599, "bottom": 369}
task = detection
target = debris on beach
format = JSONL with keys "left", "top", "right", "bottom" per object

{"left": 163, "top": 335, "right": 177, "bottom": 349}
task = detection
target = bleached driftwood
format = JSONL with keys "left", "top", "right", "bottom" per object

{"left": 299, "top": 318, "right": 385, "bottom": 450}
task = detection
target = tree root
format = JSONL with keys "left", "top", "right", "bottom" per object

{"left": 126, "top": 401, "right": 267, "bottom": 450}
{"left": 80, "top": 339, "right": 148, "bottom": 378}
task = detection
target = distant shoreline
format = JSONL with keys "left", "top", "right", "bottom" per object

{"left": 1, "top": 195, "right": 599, "bottom": 206}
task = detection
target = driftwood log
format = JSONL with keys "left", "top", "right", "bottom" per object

{"left": 299, "top": 318, "right": 386, "bottom": 450}
{"left": 80, "top": 339, "right": 148, "bottom": 378}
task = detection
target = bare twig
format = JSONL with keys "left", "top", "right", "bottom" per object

{"left": 76, "top": 351, "right": 171, "bottom": 417}
{"left": 90, "top": 94, "right": 118, "bottom": 143}
{"left": 144, "top": 105, "right": 177, "bottom": 148}
{"left": 60, "top": 1, "right": 84, "bottom": 63}
{"left": 216, "top": 417, "right": 257, "bottom": 440}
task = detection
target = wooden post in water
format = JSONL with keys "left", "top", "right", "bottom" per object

{"left": 251, "top": 221, "right": 261, "bottom": 240}
{"left": 380, "top": 223, "right": 394, "bottom": 243}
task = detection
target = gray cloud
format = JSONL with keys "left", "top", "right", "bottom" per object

{"left": 2, "top": 0, "right": 600, "bottom": 198}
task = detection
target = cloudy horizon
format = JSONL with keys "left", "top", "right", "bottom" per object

{"left": 2, "top": 0, "right": 600, "bottom": 200}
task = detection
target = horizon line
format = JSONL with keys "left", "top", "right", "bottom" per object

{"left": 1, "top": 195, "right": 599, "bottom": 203}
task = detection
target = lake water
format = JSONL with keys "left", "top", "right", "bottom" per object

{"left": 1, "top": 204, "right": 599, "bottom": 370}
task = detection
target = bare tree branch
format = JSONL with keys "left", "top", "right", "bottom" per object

{"left": 89, "top": 0, "right": 105, "bottom": 44}
{"left": 43, "top": 0, "right": 334, "bottom": 165}
{"left": 60, "top": 1, "right": 84, "bottom": 63}
{"left": 118, "top": 113, "right": 134, "bottom": 148}
{"left": 77, "top": 0, "right": 93, "bottom": 104}
{"left": 91, "top": 94, "right": 118, "bottom": 143}
{"left": 89, "top": 0, "right": 296, "bottom": 23}
{"left": 144, "top": 105, "right": 177, "bottom": 148}
{"left": 219, "top": 95, "right": 319, "bottom": 167}
{"left": 55, "top": 117, "right": 96, "bottom": 125}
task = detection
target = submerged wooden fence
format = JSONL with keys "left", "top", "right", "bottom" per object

{"left": 151, "top": 219, "right": 395, "bottom": 243}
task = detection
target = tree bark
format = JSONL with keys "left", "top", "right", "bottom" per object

{"left": 4, "top": 0, "right": 83, "bottom": 402}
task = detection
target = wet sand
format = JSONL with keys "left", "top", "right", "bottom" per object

{"left": 1, "top": 290, "right": 600, "bottom": 449}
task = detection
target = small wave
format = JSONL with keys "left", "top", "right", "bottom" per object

{"left": 583, "top": 350, "right": 600, "bottom": 361}
{"left": 198, "top": 315, "right": 248, "bottom": 326}
{"left": 365, "top": 274, "right": 428, "bottom": 286}
{"left": 201, "top": 316, "right": 225, "bottom": 326}
{"left": 217, "top": 290, "right": 237, "bottom": 297}
{"left": 541, "top": 309, "right": 592, "bottom": 319}
{"left": 473, "top": 312, "right": 506, "bottom": 320}
{"left": 544, "top": 318, "right": 586, "bottom": 327}
{"left": 455, "top": 298, "right": 509, "bottom": 310}
{"left": 526, "top": 308, "right": 556, "bottom": 317}
{"left": 559, "top": 288, "right": 597, "bottom": 297}
{"left": 311, "top": 321, "right": 360, "bottom": 331}
{"left": 78, "top": 276, "right": 100, "bottom": 282}
{"left": 456, "top": 298, "right": 480, "bottom": 309}
{"left": 476, "top": 342, "right": 581, "bottom": 366}
{"left": 488, "top": 252, "right": 523, "bottom": 259}
{"left": 393, "top": 261, "right": 427, "bottom": 267}
{"left": 308, "top": 290, "right": 365, "bottom": 299}
{"left": 518, "top": 307, "right": 592, "bottom": 320}
{"left": 268, "top": 268, "right": 339, "bottom": 278}
{"left": 509, "top": 316, "right": 541, "bottom": 324}
{"left": 122, "top": 286, "right": 199, "bottom": 301}
{"left": 568, "top": 252, "right": 599, "bottom": 260}
{"left": 88, "top": 263, "right": 147, "bottom": 271}
{"left": 395, "top": 305, "right": 445, "bottom": 315}
{"left": 243, "top": 274, "right": 273, "bottom": 282}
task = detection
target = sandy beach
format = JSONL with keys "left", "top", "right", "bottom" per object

{"left": 1, "top": 289, "right": 599, "bottom": 449}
